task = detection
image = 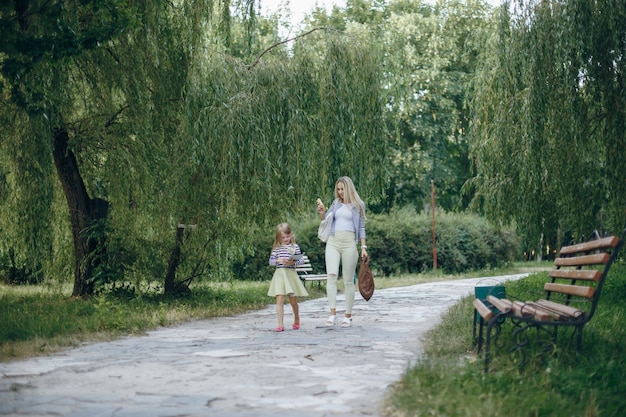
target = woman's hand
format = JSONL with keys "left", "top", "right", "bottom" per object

{"left": 316, "top": 199, "right": 325, "bottom": 219}
{"left": 361, "top": 246, "right": 368, "bottom": 260}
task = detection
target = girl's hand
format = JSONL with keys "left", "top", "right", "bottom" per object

{"left": 361, "top": 247, "right": 368, "bottom": 260}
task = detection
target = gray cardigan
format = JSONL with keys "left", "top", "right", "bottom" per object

{"left": 325, "top": 198, "right": 366, "bottom": 243}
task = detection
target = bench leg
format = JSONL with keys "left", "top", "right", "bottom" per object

{"left": 483, "top": 315, "right": 506, "bottom": 372}
{"left": 484, "top": 320, "right": 494, "bottom": 372}
{"left": 473, "top": 310, "right": 485, "bottom": 354}
{"left": 575, "top": 325, "right": 583, "bottom": 352}
{"left": 510, "top": 322, "right": 553, "bottom": 369}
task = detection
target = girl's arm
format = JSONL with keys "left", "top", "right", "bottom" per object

{"left": 269, "top": 247, "right": 279, "bottom": 266}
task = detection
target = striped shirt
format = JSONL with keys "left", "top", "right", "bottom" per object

{"left": 269, "top": 244, "right": 305, "bottom": 269}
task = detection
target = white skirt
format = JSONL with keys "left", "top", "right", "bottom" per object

{"left": 267, "top": 268, "right": 309, "bottom": 297}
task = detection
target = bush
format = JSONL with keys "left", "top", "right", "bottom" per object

{"left": 0, "top": 248, "right": 43, "bottom": 285}
{"left": 232, "top": 209, "right": 519, "bottom": 280}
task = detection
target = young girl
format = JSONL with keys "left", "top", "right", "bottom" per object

{"left": 268, "top": 223, "right": 308, "bottom": 332}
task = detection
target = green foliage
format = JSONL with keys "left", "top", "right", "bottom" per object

{"left": 0, "top": 1, "right": 389, "bottom": 296}
{"left": 233, "top": 209, "right": 519, "bottom": 280}
{"left": 314, "top": 0, "right": 496, "bottom": 212}
{"left": 0, "top": 248, "right": 43, "bottom": 285}
{"left": 386, "top": 262, "right": 626, "bottom": 417}
{"left": 470, "top": 0, "right": 626, "bottom": 250}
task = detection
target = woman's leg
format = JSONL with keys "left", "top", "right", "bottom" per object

{"left": 325, "top": 241, "right": 341, "bottom": 317}
{"left": 341, "top": 245, "right": 359, "bottom": 316}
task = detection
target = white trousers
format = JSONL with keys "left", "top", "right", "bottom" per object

{"left": 325, "top": 231, "right": 358, "bottom": 314}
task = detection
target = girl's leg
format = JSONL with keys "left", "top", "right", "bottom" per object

{"left": 276, "top": 295, "right": 285, "bottom": 330}
{"left": 288, "top": 295, "right": 300, "bottom": 329}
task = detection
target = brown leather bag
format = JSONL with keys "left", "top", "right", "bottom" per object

{"left": 358, "top": 255, "right": 375, "bottom": 301}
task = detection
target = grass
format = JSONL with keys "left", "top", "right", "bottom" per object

{"left": 383, "top": 261, "right": 626, "bottom": 417}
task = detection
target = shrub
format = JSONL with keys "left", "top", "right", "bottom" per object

{"left": 0, "top": 248, "right": 43, "bottom": 285}
{"left": 233, "top": 209, "right": 519, "bottom": 280}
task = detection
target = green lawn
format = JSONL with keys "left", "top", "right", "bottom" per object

{"left": 384, "top": 262, "right": 626, "bottom": 417}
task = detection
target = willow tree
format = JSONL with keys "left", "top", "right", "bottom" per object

{"left": 0, "top": 1, "right": 387, "bottom": 296}
{"left": 306, "top": 0, "right": 496, "bottom": 212}
{"left": 380, "top": 0, "right": 495, "bottom": 211}
{"left": 0, "top": 0, "right": 143, "bottom": 295}
{"left": 470, "top": 0, "right": 626, "bottom": 254}
{"left": 157, "top": 30, "right": 388, "bottom": 293}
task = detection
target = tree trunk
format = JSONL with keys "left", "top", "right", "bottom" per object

{"left": 164, "top": 225, "right": 185, "bottom": 295}
{"left": 52, "top": 126, "right": 108, "bottom": 297}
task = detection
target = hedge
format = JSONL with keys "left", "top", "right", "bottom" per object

{"left": 232, "top": 208, "right": 519, "bottom": 281}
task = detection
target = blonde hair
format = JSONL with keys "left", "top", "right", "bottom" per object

{"left": 335, "top": 176, "right": 365, "bottom": 218}
{"left": 272, "top": 222, "right": 296, "bottom": 249}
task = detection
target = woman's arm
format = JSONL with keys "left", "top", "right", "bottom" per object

{"left": 359, "top": 203, "right": 367, "bottom": 258}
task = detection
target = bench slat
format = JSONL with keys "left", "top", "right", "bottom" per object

{"left": 511, "top": 301, "right": 530, "bottom": 317}
{"left": 473, "top": 299, "right": 494, "bottom": 321}
{"left": 300, "top": 275, "right": 328, "bottom": 281}
{"left": 554, "top": 253, "right": 610, "bottom": 267}
{"left": 486, "top": 295, "right": 512, "bottom": 312}
{"left": 514, "top": 301, "right": 553, "bottom": 321}
{"left": 549, "top": 269, "right": 601, "bottom": 282}
{"left": 544, "top": 282, "right": 595, "bottom": 299}
{"left": 297, "top": 256, "right": 328, "bottom": 284}
{"left": 534, "top": 299, "right": 585, "bottom": 319}
{"left": 558, "top": 236, "right": 620, "bottom": 255}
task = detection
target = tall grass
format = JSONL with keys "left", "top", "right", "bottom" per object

{"left": 384, "top": 263, "right": 626, "bottom": 417}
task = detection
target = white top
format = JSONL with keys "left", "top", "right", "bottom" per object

{"left": 334, "top": 204, "right": 355, "bottom": 232}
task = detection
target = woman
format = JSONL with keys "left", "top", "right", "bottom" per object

{"left": 316, "top": 176, "right": 368, "bottom": 327}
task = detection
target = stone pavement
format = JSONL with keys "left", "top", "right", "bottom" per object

{"left": 0, "top": 275, "right": 526, "bottom": 417}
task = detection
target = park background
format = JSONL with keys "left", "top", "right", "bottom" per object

{"left": 1, "top": 2, "right": 626, "bottom": 415}
{"left": 1, "top": 0, "right": 623, "bottom": 297}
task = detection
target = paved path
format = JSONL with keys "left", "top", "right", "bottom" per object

{"left": 0, "top": 275, "right": 526, "bottom": 417}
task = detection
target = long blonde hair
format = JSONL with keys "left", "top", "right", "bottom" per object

{"left": 272, "top": 223, "right": 296, "bottom": 249}
{"left": 335, "top": 176, "right": 366, "bottom": 218}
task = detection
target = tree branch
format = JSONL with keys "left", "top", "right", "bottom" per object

{"left": 248, "top": 27, "right": 340, "bottom": 69}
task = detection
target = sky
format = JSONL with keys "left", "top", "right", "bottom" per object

{"left": 261, "top": 0, "right": 502, "bottom": 28}
{"left": 260, "top": 0, "right": 346, "bottom": 28}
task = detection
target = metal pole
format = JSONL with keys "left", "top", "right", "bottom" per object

{"left": 431, "top": 180, "right": 437, "bottom": 270}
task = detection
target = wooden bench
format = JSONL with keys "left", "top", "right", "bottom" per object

{"left": 296, "top": 255, "right": 328, "bottom": 287}
{"left": 473, "top": 230, "right": 625, "bottom": 372}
